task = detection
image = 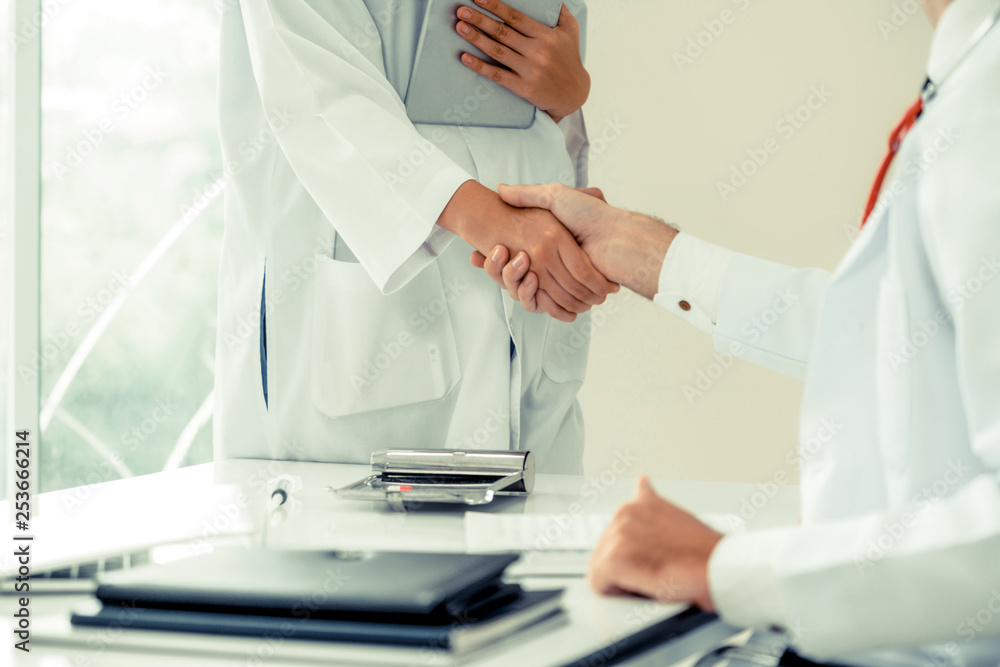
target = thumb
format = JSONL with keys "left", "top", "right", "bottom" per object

{"left": 576, "top": 187, "right": 607, "bottom": 203}
{"left": 636, "top": 476, "right": 657, "bottom": 498}
{"left": 498, "top": 183, "right": 556, "bottom": 210}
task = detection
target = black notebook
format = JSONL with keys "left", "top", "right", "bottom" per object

{"left": 71, "top": 550, "right": 564, "bottom": 653}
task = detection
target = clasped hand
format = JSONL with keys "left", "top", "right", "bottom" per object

{"left": 469, "top": 183, "right": 625, "bottom": 321}
{"left": 439, "top": 181, "right": 617, "bottom": 322}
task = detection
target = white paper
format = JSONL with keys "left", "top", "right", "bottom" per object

{"left": 464, "top": 512, "right": 745, "bottom": 554}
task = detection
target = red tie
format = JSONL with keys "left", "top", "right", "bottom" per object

{"left": 860, "top": 96, "right": 924, "bottom": 229}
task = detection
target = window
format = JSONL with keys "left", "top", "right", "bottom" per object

{"left": 37, "top": 0, "right": 223, "bottom": 492}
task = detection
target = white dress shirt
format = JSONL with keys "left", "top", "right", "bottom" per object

{"left": 656, "top": 0, "right": 1000, "bottom": 664}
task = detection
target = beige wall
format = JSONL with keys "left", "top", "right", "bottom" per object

{"left": 578, "top": 0, "right": 933, "bottom": 484}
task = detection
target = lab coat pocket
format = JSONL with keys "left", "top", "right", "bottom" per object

{"left": 541, "top": 315, "right": 590, "bottom": 384}
{"left": 311, "top": 256, "right": 461, "bottom": 419}
{"left": 875, "top": 275, "right": 912, "bottom": 473}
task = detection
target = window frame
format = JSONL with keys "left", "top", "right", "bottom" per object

{"left": 7, "top": 0, "right": 42, "bottom": 507}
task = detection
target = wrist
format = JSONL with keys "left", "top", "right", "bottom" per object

{"left": 695, "top": 533, "right": 724, "bottom": 612}
{"left": 611, "top": 213, "right": 678, "bottom": 299}
{"left": 436, "top": 179, "right": 497, "bottom": 246}
{"left": 545, "top": 71, "right": 590, "bottom": 125}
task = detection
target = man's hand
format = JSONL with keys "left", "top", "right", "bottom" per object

{"left": 438, "top": 181, "right": 617, "bottom": 321}
{"left": 588, "top": 477, "right": 723, "bottom": 611}
{"left": 455, "top": 1, "right": 590, "bottom": 123}
{"left": 470, "top": 183, "right": 678, "bottom": 317}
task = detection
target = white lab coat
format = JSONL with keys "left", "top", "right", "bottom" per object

{"left": 657, "top": 0, "right": 1000, "bottom": 663}
{"left": 213, "top": 0, "right": 593, "bottom": 473}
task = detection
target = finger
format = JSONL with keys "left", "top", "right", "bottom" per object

{"left": 536, "top": 289, "right": 576, "bottom": 322}
{"left": 456, "top": 20, "right": 526, "bottom": 69}
{"left": 470, "top": 251, "right": 487, "bottom": 269}
{"left": 587, "top": 563, "right": 617, "bottom": 596}
{"left": 497, "top": 182, "right": 562, "bottom": 209}
{"left": 576, "top": 186, "right": 607, "bottom": 203}
{"left": 459, "top": 53, "right": 520, "bottom": 95}
{"left": 457, "top": 5, "right": 529, "bottom": 50}
{"left": 587, "top": 542, "right": 632, "bottom": 597}
{"left": 549, "top": 256, "right": 601, "bottom": 307}
{"left": 539, "top": 267, "right": 590, "bottom": 314}
{"left": 518, "top": 270, "right": 541, "bottom": 311}
{"left": 502, "top": 251, "right": 530, "bottom": 300}
{"left": 557, "top": 243, "right": 618, "bottom": 304}
{"left": 636, "top": 476, "right": 656, "bottom": 498}
{"left": 472, "top": 0, "right": 546, "bottom": 37}
{"left": 485, "top": 245, "right": 510, "bottom": 288}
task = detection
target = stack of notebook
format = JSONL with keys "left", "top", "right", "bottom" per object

{"left": 70, "top": 549, "right": 563, "bottom": 654}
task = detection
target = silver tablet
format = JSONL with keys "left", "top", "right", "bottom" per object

{"left": 404, "top": 0, "right": 564, "bottom": 128}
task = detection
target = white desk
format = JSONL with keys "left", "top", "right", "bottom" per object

{"left": 3, "top": 460, "right": 799, "bottom": 666}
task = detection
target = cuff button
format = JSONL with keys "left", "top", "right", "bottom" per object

{"left": 678, "top": 300, "right": 692, "bottom": 311}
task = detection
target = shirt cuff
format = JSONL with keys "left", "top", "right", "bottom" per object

{"left": 708, "top": 526, "right": 795, "bottom": 632}
{"left": 652, "top": 233, "right": 736, "bottom": 333}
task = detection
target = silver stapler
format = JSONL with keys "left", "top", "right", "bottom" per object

{"left": 330, "top": 450, "right": 535, "bottom": 511}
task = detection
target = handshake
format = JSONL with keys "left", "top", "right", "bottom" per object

{"left": 438, "top": 180, "right": 680, "bottom": 321}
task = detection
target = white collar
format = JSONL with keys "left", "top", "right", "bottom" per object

{"left": 925, "top": 0, "right": 1000, "bottom": 99}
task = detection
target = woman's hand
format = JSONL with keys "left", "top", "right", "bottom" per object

{"left": 455, "top": 0, "right": 590, "bottom": 123}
